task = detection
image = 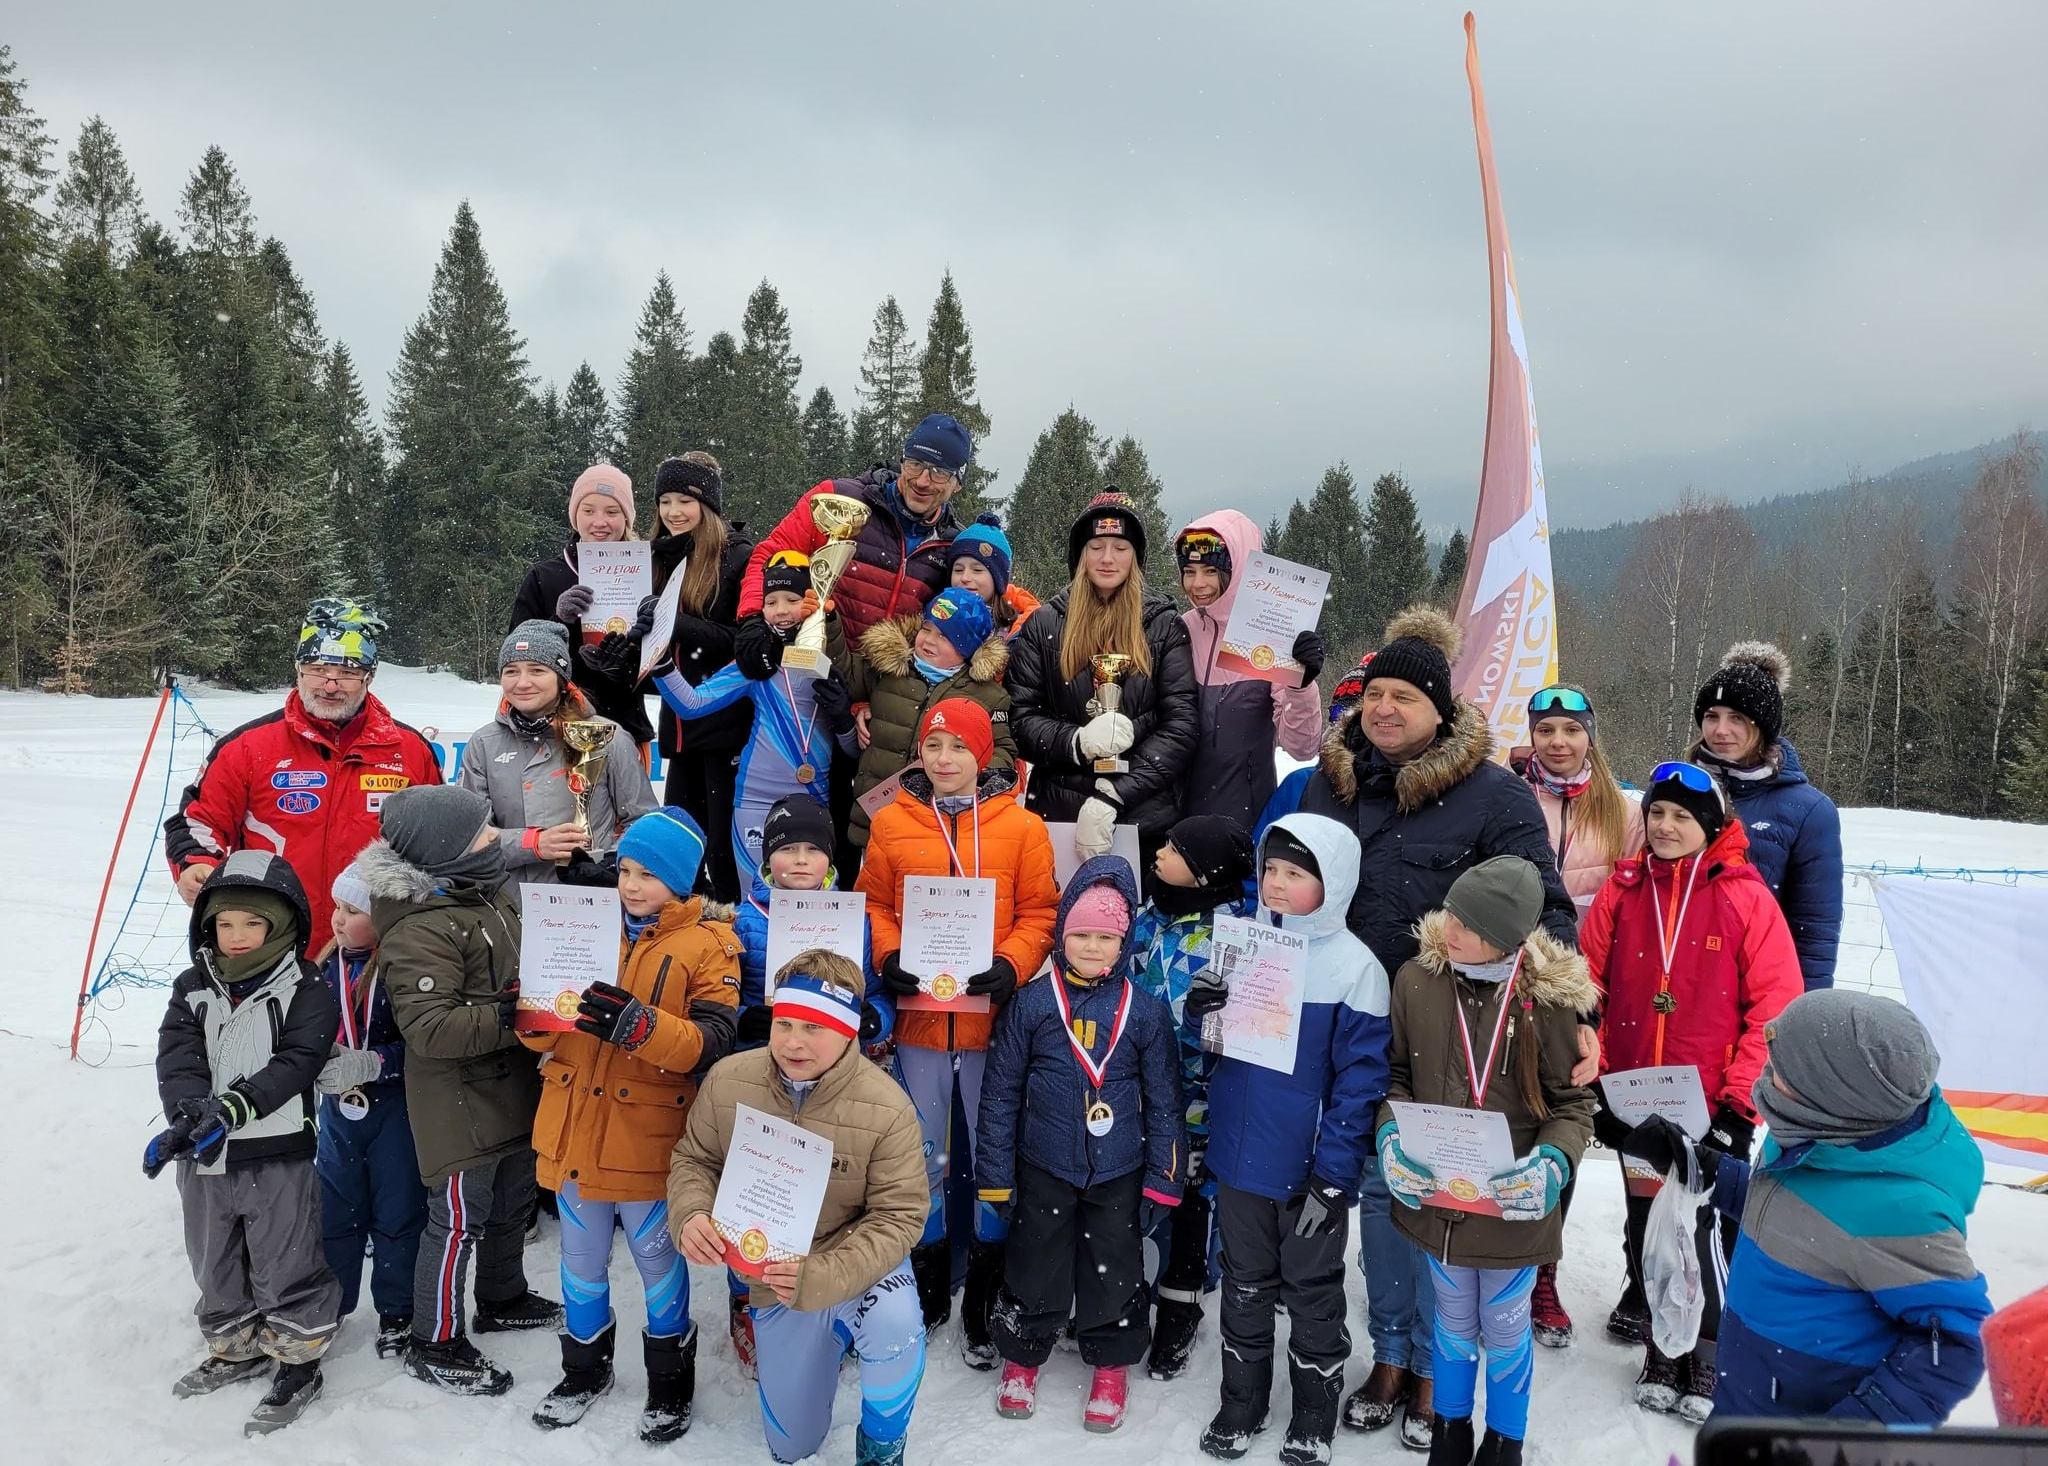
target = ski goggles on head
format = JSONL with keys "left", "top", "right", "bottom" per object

{"left": 1649, "top": 760, "right": 1727, "bottom": 808}
{"left": 1528, "top": 685, "right": 1592, "bottom": 717}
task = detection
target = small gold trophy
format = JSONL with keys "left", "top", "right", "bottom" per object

{"left": 560, "top": 718, "right": 617, "bottom": 862}
{"left": 782, "top": 493, "right": 871, "bottom": 675}
{"left": 1086, "top": 652, "right": 1134, "bottom": 774}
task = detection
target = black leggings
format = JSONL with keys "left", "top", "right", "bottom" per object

{"left": 664, "top": 749, "right": 741, "bottom": 902}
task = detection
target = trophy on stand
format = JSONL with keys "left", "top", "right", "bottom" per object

{"left": 560, "top": 718, "right": 617, "bottom": 862}
{"left": 781, "top": 493, "right": 871, "bottom": 676}
{"left": 1086, "top": 653, "right": 1134, "bottom": 773}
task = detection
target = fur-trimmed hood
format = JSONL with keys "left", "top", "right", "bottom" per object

{"left": 1319, "top": 699, "right": 1495, "bottom": 813}
{"left": 355, "top": 837, "right": 441, "bottom": 904}
{"left": 859, "top": 610, "right": 1008, "bottom": 685}
{"left": 1408, "top": 910, "right": 1599, "bottom": 1016}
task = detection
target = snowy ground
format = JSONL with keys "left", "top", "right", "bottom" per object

{"left": 4, "top": 666, "right": 2044, "bottom": 1464}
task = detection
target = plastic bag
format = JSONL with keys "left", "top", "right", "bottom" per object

{"left": 1642, "top": 1160, "right": 1712, "bottom": 1357}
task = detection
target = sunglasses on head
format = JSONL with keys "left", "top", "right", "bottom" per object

{"left": 1650, "top": 760, "right": 1727, "bottom": 808}
{"left": 1529, "top": 685, "right": 1591, "bottom": 716}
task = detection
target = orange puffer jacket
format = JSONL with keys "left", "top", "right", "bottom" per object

{"left": 856, "top": 766, "right": 1060, "bottom": 1053}
{"left": 522, "top": 896, "right": 743, "bottom": 1202}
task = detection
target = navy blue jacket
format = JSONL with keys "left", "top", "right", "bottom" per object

{"left": 976, "top": 856, "right": 1186, "bottom": 1203}
{"left": 1712, "top": 739, "right": 1843, "bottom": 991}
{"left": 322, "top": 947, "right": 406, "bottom": 1089}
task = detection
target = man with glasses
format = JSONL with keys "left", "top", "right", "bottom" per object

{"left": 165, "top": 598, "right": 444, "bottom": 945}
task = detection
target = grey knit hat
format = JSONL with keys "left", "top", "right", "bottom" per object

{"left": 1759, "top": 990, "right": 1939, "bottom": 1141}
{"left": 1443, "top": 855, "right": 1545, "bottom": 956}
{"left": 380, "top": 785, "right": 491, "bottom": 871}
{"left": 500, "top": 618, "right": 572, "bottom": 679}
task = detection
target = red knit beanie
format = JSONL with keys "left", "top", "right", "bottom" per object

{"left": 917, "top": 698, "right": 994, "bottom": 771}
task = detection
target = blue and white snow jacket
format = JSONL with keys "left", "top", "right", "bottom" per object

{"left": 1709, "top": 738, "right": 1844, "bottom": 991}
{"left": 1205, "top": 812, "right": 1392, "bottom": 1204}
{"left": 732, "top": 867, "right": 887, "bottom": 1050}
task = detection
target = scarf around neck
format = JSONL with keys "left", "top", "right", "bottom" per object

{"left": 1528, "top": 759, "right": 1593, "bottom": 800}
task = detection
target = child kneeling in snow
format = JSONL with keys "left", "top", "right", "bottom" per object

{"left": 152, "top": 852, "right": 342, "bottom": 1435}
{"left": 669, "top": 951, "right": 930, "bottom": 1466}
{"left": 1375, "top": 856, "right": 1597, "bottom": 1466}
{"left": 975, "top": 854, "right": 1186, "bottom": 1431}
{"left": 1620, "top": 989, "right": 1992, "bottom": 1426}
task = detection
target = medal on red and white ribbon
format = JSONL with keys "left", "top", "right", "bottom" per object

{"left": 1051, "top": 974, "right": 1133, "bottom": 1137}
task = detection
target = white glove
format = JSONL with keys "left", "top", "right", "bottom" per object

{"left": 316, "top": 1045, "right": 383, "bottom": 1094}
{"left": 1076, "top": 711, "right": 1135, "bottom": 760}
{"left": 1074, "top": 797, "right": 1117, "bottom": 858}
{"left": 1093, "top": 778, "right": 1123, "bottom": 805}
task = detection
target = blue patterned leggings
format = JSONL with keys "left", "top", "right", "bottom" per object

{"left": 1428, "top": 1259, "right": 1538, "bottom": 1441}
{"left": 556, "top": 1179, "right": 688, "bottom": 1343}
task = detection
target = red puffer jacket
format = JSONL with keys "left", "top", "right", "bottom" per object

{"left": 1580, "top": 819, "right": 1803, "bottom": 1117}
{"left": 164, "top": 691, "right": 444, "bottom": 946}
{"left": 736, "top": 471, "right": 957, "bottom": 642}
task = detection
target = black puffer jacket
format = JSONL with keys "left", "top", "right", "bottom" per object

{"left": 509, "top": 542, "right": 656, "bottom": 745}
{"left": 1005, "top": 587, "right": 1199, "bottom": 841}
{"left": 653, "top": 522, "right": 756, "bottom": 759}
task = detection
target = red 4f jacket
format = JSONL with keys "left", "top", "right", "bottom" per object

{"left": 737, "top": 471, "right": 957, "bottom": 642}
{"left": 164, "top": 690, "right": 443, "bottom": 945}
{"left": 1581, "top": 818, "right": 1803, "bottom": 1119}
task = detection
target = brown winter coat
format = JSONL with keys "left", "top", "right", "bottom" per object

{"left": 521, "top": 897, "right": 743, "bottom": 1202}
{"left": 827, "top": 610, "right": 1017, "bottom": 848}
{"left": 1380, "top": 911, "right": 1598, "bottom": 1269}
{"left": 668, "top": 1044, "right": 929, "bottom": 1312}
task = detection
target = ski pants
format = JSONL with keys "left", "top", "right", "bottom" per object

{"left": 667, "top": 749, "right": 741, "bottom": 904}
{"left": 315, "top": 1087, "right": 426, "bottom": 1319}
{"left": 179, "top": 1156, "right": 340, "bottom": 1364}
{"left": 1622, "top": 1183, "right": 1734, "bottom": 1346}
{"left": 992, "top": 1163, "right": 1150, "bottom": 1368}
{"left": 753, "top": 1262, "right": 925, "bottom": 1462}
{"left": 1358, "top": 1153, "right": 1436, "bottom": 1377}
{"left": 412, "top": 1149, "right": 536, "bottom": 1344}
{"left": 1215, "top": 1181, "right": 1351, "bottom": 1376}
{"left": 1429, "top": 1260, "right": 1538, "bottom": 1440}
{"left": 897, "top": 1045, "right": 997, "bottom": 1244}
{"left": 1154, "top": 1186, "right": 1215, "bottom": 1313}
{"left": 556, "top": 1179, "right": 688, "bottom": 1343}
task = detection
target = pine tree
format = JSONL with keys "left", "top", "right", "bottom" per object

{"left": 1098, "top": 435, "right": 1172, "bottom": 581}
{"left": 560, "top": 362, "right": 614, "bottom": 472}
{"left": 317, "top": 343, "right": 387, "bottom": 605}
{"left": 1264, "top": 514, "right": 1286, "bottom": 557}
{"left": 384, "top": 201, "right": 549, "bottom": 675}
{"left": 52, "top": 114, "right": 143, "bottom": 258}
{"left": 802, "top": 385, "right": 849, "bottom": 485}
{"left": 726, "top": 279, "right": 805, "bottom": 527}
{"left": 178, "top": 145, "right": 255, "bottom": 257}
{"left": 1004, "top": 409, "right": 1107, "bottom": 597}
{"left": 1292, "top": 465, "right": 1374, "bottom": 662}
{"left": 0, "top": 45, "right": 57, "bottom": 476}
{"left": 694, "top": 331, "right": 742, "bottom": 469}
{"left": 851, "top": 294, "right": 917, "bottom": 468}
{"left": 2002, "top": 654, "right": 2048, "bottom": 820}
{"left": 1358, "top": 470, "right": 1432, "bottom": 645}
{"left": 912, "top": 271, "right": 994, "bottom": 514}
{"left": 614, "top": 270, "right": 692, "bottom": 492}
{"left": 1433, "top": 528, "right": 1469, "bottom": 607}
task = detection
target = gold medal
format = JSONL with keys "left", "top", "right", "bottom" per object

{"left": 1447, "top": 1177, "right": 1482, "bottom": 1203}
{"left": 738, "top": 1228, "right": 770, "bottom": 1265}
{"left": 554, "top": 989, "right": 583, "bottom": 1020}
{"left": 1085, "top": 1099, "right": 1116, "bottom": 1137}
{"left": 928, "top": 972, "right": 959, "bottom": 1002}
{"left": 795, "top": 762, "right": 816, "bottom": 784}
{"left": 1249, "top": 643, "right": 1276, "bottom": 671}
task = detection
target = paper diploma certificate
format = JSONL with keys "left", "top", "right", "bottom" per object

{"left": 712, "top": 1103, "right": 835, "bottom": 1277}
{"left": 1389, "top": 1100, "right": 1517, "bottom": 1217}
{"left": 1601, "top": 1064, "right": 1710, "bottom": 1197}
{"left": 1216, "top": 552, "right": 1328, "bottom": 685}
{"left": 897, "top": 876, "right": 995, "bottom": 1014}
{"left": 1199, "top": 915, "right": 1307, "bottom": 1073}
{"left": 516, "top": 884, "right": 620, "bottom": 1033}
{"left": 764, "top": 889, "right": 866, "bottom": 997}
{"left": 578, "top": 541, "right": 653, "bottom": 642}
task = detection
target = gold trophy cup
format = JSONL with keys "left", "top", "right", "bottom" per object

{"left": 1086, "top": 652, "right": 1134, "bottom": 774}
{"left": 560, "top": 718, "right": 617, "bottom": 862}
{"left": 782, "top": 493, "right": 871, "bottom": 675}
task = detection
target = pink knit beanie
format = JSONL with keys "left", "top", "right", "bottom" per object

{"left": 1064, "top": 884, "right": 1131, "bottom": 939}
{"left": 568, "top": 463, "right": 636, "bottom": 530}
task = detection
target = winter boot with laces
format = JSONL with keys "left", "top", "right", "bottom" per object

{"left": 960, "top": 1239, "right": 1004, "bottom": 1371}
{"left": 244, "top": 1360, "right": 322, "bottom": 1436}
{"left": 173, "top": 1352, "right": 271, "bottom": 1398}
{"left": 1425, "top": 1414, "right": 1476, "bottom": 1466}
{"left": 374, "top": 1313, "right": 413, "bottom": 1360}
{"left": 1677, "top": 1340, "right": 1718, "bottom": 1425}
{"left": 640, "top": 1325, "right": 697, "bottom": 1443}
{"left": 996, "top": 1361, "right": 1039, "bottom": 1418}
{"left": 1472, "top": 1429, "right": 1525, "bottom": 1466}
{"left": 532, "top": 1323, "right": 615, "bottom": 1429}
{"left": 406, "top": 1334, "right": 515, "bottom": 1396}
{"left": 1634, "top": 1343, "right": 1684, "bottom": 1413}
{"left": 1530, "top": 1262, "right": 1573, "bottom": 1347}
{"left": 1147, "top": 1294, "right": 1204, "bottom": 1380}
{"left": 1341, "top": 1360, "right": 1411, "bottom": 1432}
{"left": 1200, "top": 1350, "right": 1272, "bottom": 1460}
{"left": 1278, "top": 1356, "right": 1345, "bottom": 1466}
{"left": 1084, "top": 1366, "right": 1129, "bottom": 1432}
{"left": 474, "top": 1288, "right": 563, "bottom": 1334}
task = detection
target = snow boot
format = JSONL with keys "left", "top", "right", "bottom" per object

{"left": 910, "top": 1241, "right": 953, "bottom": 1331}
{"left": 172, "top": 1353, "right": 270, "bottom": 1398}
{"left": 1147, "top": 1294, "right": 1203, "bottom": 1380}
{"left": 1084, "top": 1366, "right": 1129, "bottom": 1433}
{"left": 996, "top": 1361, "right": 1039, "bottom": 1419}
{"left": 1278, "top": 1358, "right": 1344, "bottom": 1466}
{"left": 856, "top": 1427, "right": 908, "bottom": 1466}
{"left": 375, "top": 1313, "right": 413, "bottom": 1360}
{"left": 640, "top": 1325, "right": 697, "bottom": 1443}
{"left": 406, "top": 1335, "right": 515, "bottom": 1396}
{"left": 532, "top": 1324, "right": 616, "bottom": 1430}
{"left": 960, "top": 1238, "right": 1003, "bottom": 1371}
{"left": 1530, "top": 1263, "right": 1573, "bottom": 1348}
{"left": 1341, "top": 1360, "right": 1410, "bottom": 1432}
{"left": 1426, "top": 1414, "right": 1476, "bottom": 1466}
{"left": 1399, "top": 1376, "right": 1437, "bottom": 1451}
{"left": 474, "top": 1288, "right": 563, "bottom": 1334}
{"left": 1634, "top": 1344, "right": 1683, "bottom": 1414}
{"left": 1606, "top": 1282, "right": 1650, "bottom": 1344}
{"left": 244, "top": 1360, "right": 321, "bottom": 1436}
{"left": 1200, "top": 1350, "right": 1273, "bottom": 1459}
{"left": 1473, "top": 1429, "right": 1525, "bottom": 1466}
{"left": 728, "top": 1292, "right": 757, "bottom": 1378}
{"left": 1677, "top": 1341, "right": 1717, "bottom": 1426}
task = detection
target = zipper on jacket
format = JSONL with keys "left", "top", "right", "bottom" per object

{"left": 649, "top": 955, "right": 674, "bottom": 1010}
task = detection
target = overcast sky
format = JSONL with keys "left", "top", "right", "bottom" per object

{"left": 14, "top": 1, "right": 2048, "bottom": 532}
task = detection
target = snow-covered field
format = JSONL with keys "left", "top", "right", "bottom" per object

{"left": 3, "top": 666, "right": 2043, "bottom": 1464}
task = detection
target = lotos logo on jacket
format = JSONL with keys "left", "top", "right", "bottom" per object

{"left": 270, "top": 770, "right": 329, "bottom": 791}
{"left": 360, "top": 774, "right": 410, "bottom": 793}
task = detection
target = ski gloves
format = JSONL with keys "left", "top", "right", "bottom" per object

{"left": 1491, "top": 1146, "right": 1571, "bottom": 1222}
{"left": 1075, "top": 796, "right": 1117, "bottom": 859}
{"left": 733, "top": 615, "right": 783, "bottom": 681}
{"left": 1294, "top": 1174, "right": 1349, "bottom": 1239}
{"left": 315, "top": 1045, "right": 383, "bottom": 1094}
{"left": 1075, "top": 711, "right": 1135, "bottom": 763}
{"left": 575, "top": 980, "right": 657, "bottom": 1052}
{"left": 144, "top": 1089, "right": 255, "bottom": 1177}
{"left": 1377, "top": 1123, "right": 1438, "bottom": 1210}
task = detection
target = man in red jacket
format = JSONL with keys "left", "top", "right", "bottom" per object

{"left": 165, "top": 598, "right": 444, "bottom": 946}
